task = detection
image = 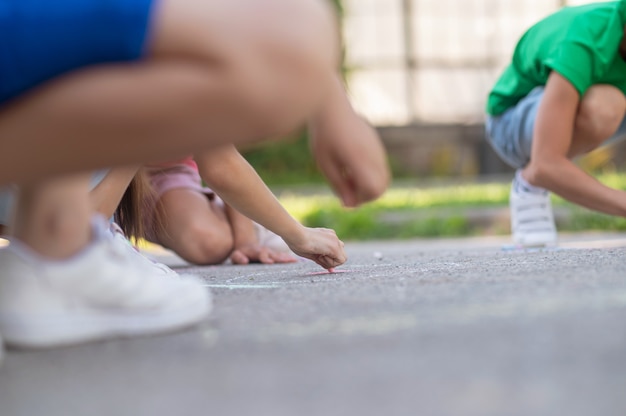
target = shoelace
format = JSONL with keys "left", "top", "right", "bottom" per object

{"left": 512, "top": 194, "right": 555, "bottom": 233}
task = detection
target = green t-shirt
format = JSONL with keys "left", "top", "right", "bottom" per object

{"left": 487, "top": 1, "right": 626, "bottom": 116}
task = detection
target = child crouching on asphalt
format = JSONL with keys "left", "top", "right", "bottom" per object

{"left": 486, "top": 0, "right": 626, "bottom": 247}
{"left": 101, "top": 75, "right": 386, "bottom": 267}
{"left": 0, "top": 0, "right": 389, "bottom": 351}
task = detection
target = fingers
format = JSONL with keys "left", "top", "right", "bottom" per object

{"left": 231, "top": 227, "right": 345, "bottom": 269}
{"left": 259, "top": 247, "right": 301, "bottom": 264}
{"left": 272, "top": 252, "right": 298, "bottom": 263}
{"left": 230, "top": 249, "right": 250, "bottom": 265}
{"left": 314, "top": 253, "right": 345, "bottom": 269}
{"left": 311, "top": 230, "right": 346, "bottom": 268}
{"left": 258, "top": 248, "right": 275, "bottom": 264}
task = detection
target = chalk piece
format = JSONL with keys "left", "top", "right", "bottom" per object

{"left": 203, "top": 284, "right": 280, "bottom": 289}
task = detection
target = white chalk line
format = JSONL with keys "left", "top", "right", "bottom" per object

{"left": 204, "top": 283, "right": 281, "bottom": 290}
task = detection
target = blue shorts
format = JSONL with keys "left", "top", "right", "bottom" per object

{"left": 485, "top": 87, "right": 626, "bottom": 169}
{"left": 0, "top": 0, "right": 155, "bottom": 104}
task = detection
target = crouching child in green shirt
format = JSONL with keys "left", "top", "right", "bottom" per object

{"left": 486, "top": 1, "right": 626, "bottom": 246}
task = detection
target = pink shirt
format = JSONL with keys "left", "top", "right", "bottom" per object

{"left": 151, "top": 156, "right": 198, "bottom": 171}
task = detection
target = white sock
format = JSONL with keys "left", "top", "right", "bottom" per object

{"left": 514, "top": 170, "right": 547, "bottom": 195}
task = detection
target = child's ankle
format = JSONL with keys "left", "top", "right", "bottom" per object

{"left": 514, "top": 169, "right": 547, "bottom": 195}
{"left": 9, "top": 215, "right": 106, "bottom": 260}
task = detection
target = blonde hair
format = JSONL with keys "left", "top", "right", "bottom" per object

{"left": 114, "top": 168, "right": 160, "bottom": 241}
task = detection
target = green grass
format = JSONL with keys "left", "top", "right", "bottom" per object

{"left": 277, "top": 172, "right": 626, "bottom": 240}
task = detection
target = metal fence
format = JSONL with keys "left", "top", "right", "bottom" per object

{"left": 342, "top": 0, "right": 604, "bottom": 126}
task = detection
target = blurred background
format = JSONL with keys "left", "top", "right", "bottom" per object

{"left": 243, "top": 0, "right": 626, "bottom": 240}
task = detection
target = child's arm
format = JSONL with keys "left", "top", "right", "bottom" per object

{"left": 194, "top": 146, "right": 346, "bottom": 269}
{"left": 309, "top": 75, "right": 390, "bottom": 208}
{"left": 90, "top": 166, "right": 139, "bottom": 218}
{"left": 524, "top": 71, "right": 626, "bottom": 216}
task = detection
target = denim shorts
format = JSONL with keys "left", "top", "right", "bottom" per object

{"left": 0, "top": 0, "right": 154, "bottom": 103}
{"left": 485, "top": 86, "right": 626, "bottom": 169}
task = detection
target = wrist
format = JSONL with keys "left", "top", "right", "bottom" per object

{"left": 282, "top": 222, "right": 307, "bottom": 247}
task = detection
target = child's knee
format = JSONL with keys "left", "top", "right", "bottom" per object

{"left": 576, "top": 85, "right": 626, "bottom": 141}
{"left": 151, "top": 0, "right": 339, "bottom": 137}
{"left": 152, "top": 0, "right": 337, "bottom": 70}
{"left": 263, "top": 0, "right": 339, "bottom": 67}
{"left": 177, "top": 223, "right": 233, "bottom": 265}
{"left": 228, "top": 0, "right": 339, "bottom": 136}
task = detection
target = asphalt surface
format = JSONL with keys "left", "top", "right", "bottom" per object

{"left": 1, "top": 233, "right": 625, "bottom": 416}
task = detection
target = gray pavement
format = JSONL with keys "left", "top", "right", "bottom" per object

{"left": 1, "top": 233, "right": 626, "bottom": 416}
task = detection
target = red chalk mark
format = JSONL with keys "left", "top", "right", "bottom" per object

{"left": 306, "top": 269, "right": 352, "bottom": 276}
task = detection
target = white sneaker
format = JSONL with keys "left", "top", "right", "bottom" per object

{"left": 109, "top": 222, "right": 179, "bottom": 278}
{"left": 510, "top": 181, "right": 557, "bottom": 247}
{"left": 0, "top": 220, "right": 211, "bottom": 349}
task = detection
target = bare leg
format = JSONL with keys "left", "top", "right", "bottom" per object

{"left": 10, "top": 175, "right": 92, "bottom": 258}
{"left": 0, "top": 174, "right": 212, "bottom": 349}
{"left": 153, "top": 189, "right": 233, "bottom": 265}
{"left": 0, "top": 0, "right": 338, "bottom": 185}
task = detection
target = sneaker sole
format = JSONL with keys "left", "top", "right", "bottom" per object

{"left": 513, "top": 234, "right": 557, "bottom": 248}
{"left": 0, "top": 293, "right": 211, "bottom": 349}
